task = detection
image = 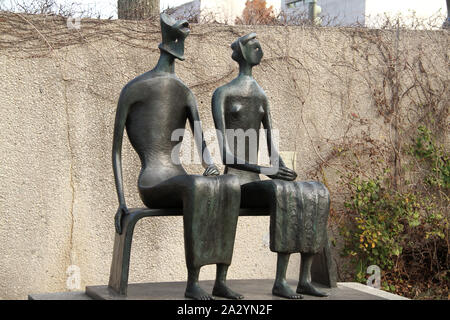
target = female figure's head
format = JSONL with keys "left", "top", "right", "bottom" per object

{"left": 231, "top": 33, "right": 264, "bottom": 67}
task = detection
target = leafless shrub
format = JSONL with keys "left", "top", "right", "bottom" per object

{"left": 0, "top": 0, "right": 113, "bottom": 19}
{"left": 163, "top": 1, "right": 242, "bottom": 25}
{"left": 365, "top": 10, "right": 447, "bottom": 30}
{"left": 163, "top": 2, "right": 199, "bottom": 23}
{"left": 276, "top": 10, "right": 346, "bottom": 27}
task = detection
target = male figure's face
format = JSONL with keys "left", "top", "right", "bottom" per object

{"left": 159, "top": 13, "right": 191, "bottom": 60}
{"left": 161, "top": 13, "right": 190, "bottom": 42}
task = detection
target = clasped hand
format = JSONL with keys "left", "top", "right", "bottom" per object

{"left": 268, "top": 166, "right": 297, "bottom": 181}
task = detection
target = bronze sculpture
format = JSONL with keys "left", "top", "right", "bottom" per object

{"left": 212, "top": 33, "right": 330, "bottom": 299}
{"left": 112, "top": 14, "right": 243, "bottom": 300}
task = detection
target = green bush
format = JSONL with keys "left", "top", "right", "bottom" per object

{"left": 339, "top": 126, "right": 449, "bottom": 298}
{"left": 341, "top": 174, "right": 416, "bottom": 272}
{"left": 411, "top": 125, "right": 449, "bottom": 189}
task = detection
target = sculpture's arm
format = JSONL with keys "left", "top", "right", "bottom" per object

{"left": 261, "top": 99, "right": 284, "bottom": 168}
{"left": 186, "top": 93, "right": 219, "bottom": 176}
{"left": 261, "top": 99, "right": 297, "bottom": 181}
{"left": 211, "top": 89, "right": 265, "bottom": 174}
{"left": 112, "top": 88, "right": 132, "bottom": 234}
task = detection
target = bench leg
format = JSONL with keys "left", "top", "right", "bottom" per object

{"left": 108, "top": 215, "right": 138, "bottom": 295}
{"left": 311, "top": 233, "right": 337, "bottom": 287}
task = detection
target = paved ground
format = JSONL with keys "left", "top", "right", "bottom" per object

{"left": 29, "top": 279, "right": 408, "bottom": 300}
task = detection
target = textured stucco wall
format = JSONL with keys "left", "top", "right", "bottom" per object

{"left": 0, "top": 14, "right": 448, "bottom": 299}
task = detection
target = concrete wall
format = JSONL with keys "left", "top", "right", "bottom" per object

{"left": 321, "top": 0, "right": 366, "bottom": 26}
{"left": 0, "top": 13, "right": 448, "bottom": 299}
{"left": 283, "top": 0, "right": 366, "bottom": 26}
{"left": 282, "top": 0, "right": 447, "bottom": 27}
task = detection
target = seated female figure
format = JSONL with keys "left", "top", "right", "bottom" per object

{"left": 212, "top": 33, "right": 330, "bottom": 299}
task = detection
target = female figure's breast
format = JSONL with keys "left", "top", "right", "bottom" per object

{"left": 225, "top": 96, "right": 265, "bottom": 131}
{"left": 223, "top": 95, "right": 266, "bottom": 184}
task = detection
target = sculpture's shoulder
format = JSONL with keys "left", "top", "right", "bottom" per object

{"left": 212, "top": 80, "right": 245, "bottom": 102}
{"left": 122, "top": 71, "right": 188, "bottom": 92}
{"left": 211, "top": 83, "right": 231, "bottom": 109}
{"left": 119, "top": 71, "right": 190, "bottom": 104}
{"left": 224, "top": 77, "right": 266, "bottom": 95}
{"left": 118, "top": 72, "right": 151, "bottom": 102}
{"left": 212, "top": 82, "right": 232, "bottom": 98}
{"left": 121, "top": 71, "right": 152, "bottom": 91}
{"left": 250, "top": 80, "right": 268, "bottom": 99}
{"left": 212, "top": 78, "right": 268, "bottom": 110}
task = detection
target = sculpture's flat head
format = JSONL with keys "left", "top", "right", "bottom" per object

{"left": 231, "top": 33, "right": 263, "bottom": 66}
{"left": 159, "top": 13, "right": 191, "bottom": 60}
{"left": 160, "top": 13, "right": 190, "bottom": 41}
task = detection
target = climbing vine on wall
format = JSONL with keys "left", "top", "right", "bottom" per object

{"left": 313, "top": 25, "right": 449, "bottom": 299}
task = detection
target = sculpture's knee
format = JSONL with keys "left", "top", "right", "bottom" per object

{"left": 184, "top": 175, "right": 206, "bottom": 190}
{"left": 183, "top": 175, "right": 218, "bottom": 196}
{"left": 222, "top": 175, "right": 241, "bottom": 194}
{"left": 315, "top": 181, "right": 328, "bottom": 192}
{"left": 297, "top": 181, "right": 329, "bottom": 202}
{"left": 307, "top": 182, "right": 330, "bottom": 219}
{"left": 311, "top": 181, "right": 330, "bottom": 203}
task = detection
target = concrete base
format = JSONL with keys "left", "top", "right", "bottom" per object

{"left": 29, "top": 280, "right": 408, "bottom": 300}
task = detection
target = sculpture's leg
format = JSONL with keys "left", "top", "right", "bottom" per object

{"left": 298, "top": 181, "right": 337, "bottom": 288}
{"left": 241, "top": 180, "right": 303, "bottom": 299}
{"left": 185, "top": 267, "right": 214, "bottom": 300}
{"left": 212, "top": 264, "right": 244, "bottom": 299}
{"left": 140, "top": 174, "right": 241, "bottom": 300}
{"left": 182, "top": 175, "right": 241, "bottom": 300}
{"left": 296, "top": 252, "right": 328, "bottom": 297}
{"left": 272, "top": 253, "right": 303, "bottom": 299}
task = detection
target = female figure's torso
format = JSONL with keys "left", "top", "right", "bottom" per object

{"left": 221, "top": 78, "right": 267, "bottom": 184}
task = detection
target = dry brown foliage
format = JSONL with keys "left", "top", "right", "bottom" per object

{"left": 235, "top": 0, "right": 278, "bottom": 25}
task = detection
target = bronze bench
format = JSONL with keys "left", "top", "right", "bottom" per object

{"left": 108, "top": 208, "right": 337, "bottom": 296}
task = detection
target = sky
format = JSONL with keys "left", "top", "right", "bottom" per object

{"left": 160, "top": 0, "right": 192, "bottom": 11}
{"left": 2, "top": 0, "right": 447, "bottom": 19}
{"left": 74, "top": 0, "right": 192, "bottom": 17}
{"left": 67, "top": 0, "right": 191, "bottom": 18}
{"left": 0, "top": 0, "right": 193, "bottom": 18}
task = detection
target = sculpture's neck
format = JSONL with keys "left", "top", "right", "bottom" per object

{"left": 238, "top": 61, "right": 253, "bottom": 78}
{"left": 154, "top": 50, "right": 176, "bottom": 74}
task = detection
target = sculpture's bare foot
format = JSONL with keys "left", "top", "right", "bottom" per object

{"left": 272, "top": 280, "right": 303, "bottom": 299}
{"left": 296, "top": 282, "right": 328, "bottom": 297}
{"left": 213, "top": 282, "right": 244, "bottom": 300}
{"left": 185, "top": 283, "right": 215, "bottom": 300}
